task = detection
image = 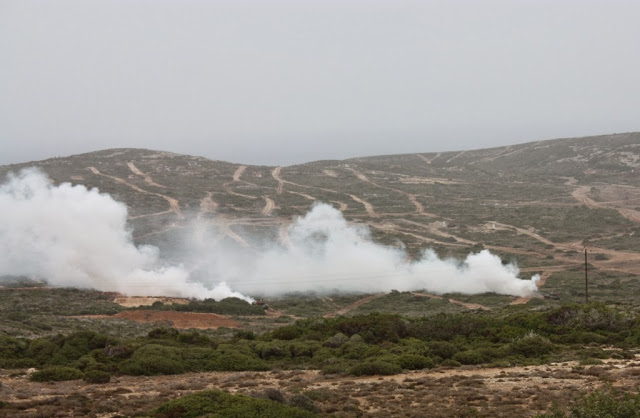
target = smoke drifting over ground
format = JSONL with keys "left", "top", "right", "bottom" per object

{"left": 0, "top": 169, "right": 249, "bottom": 301}
{"left": 195, "top": 204, "right": 539, "bottom": 298}
{"left": 0, "top": 169, "right": 539, "bottom": 300}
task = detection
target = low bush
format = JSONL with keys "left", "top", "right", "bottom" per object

{"left": 349, "top": 360, "right": 402, "bottom": 376}
{"left": 536, "top": 388, "right": 640, "bottom": 417}
{"left": 510, "top": 332, "right": 555, "bottom": 357}
{"left": 453, "top": 350, "right": 485, "bottom": 365}
{"left": 83, "top": 370, "right": 111, "bottom": 384}
{"left": 29, "top": 366, "right": 83, "bottom": 382}
{"left": 154, "top": 390, "right": 316, "bottom": 417}
{"left": 288, "top": 394, "right": 321, "bottom": 414}
{"left": 395, "top": 353, "right": 435, "bottom": 370}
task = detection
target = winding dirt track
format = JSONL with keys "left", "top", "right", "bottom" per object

{"left": 415, "top": 152, "right": 441, "bottom": 164}
{"left": 445, "top": 150, "right": 466, "bottom": 163}
{"left": 271, "top": 167, "right": 284, "bottom": 194}
{"left": 198, "top": 192, "right": 218, "bottom": 217}
{"left": 232, "top": 165, "right": 247, "bottom": 182}
{"left": 216, "top": 218, "right": 250, "bottom": 247}
{"left": 349, "top": 194, "right": 377, "bottom": 218}
{"left": 88, "top": 166, "right": 184, "bottom": 219}
{"left": 572, "top": 186, "right": 640, "bottom": 223}
{"left": 331, "top": 201, "right": 348, "bottom": 211}
{"left": 222, "top": 165, "right": 258, "bottom": 200}
{"left": 347, "top": 167, "right": 434, "bottom": 216}
{"left": 261, "top": 196, "right": 275, "bottom": 216}
{"left": 127, "top": 162, "right": 166, "bottom": 188}
{"left": 411, "top": 292, "right": 492, "bottom": 311}
{"left": 324, "top": 293, "right": 385, "bottom": 318}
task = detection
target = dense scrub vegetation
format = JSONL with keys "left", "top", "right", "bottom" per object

{"left": 141, "top": 297, "right": 266, "bottom": 316}
{"left": 0, "top": 302, "right": 639, "bottom": 381}
{"left": 536, "top": 387, "right": 640, "bottom": 418}
{"left": 154, "top": 390, "right": 316, "bottom": 417}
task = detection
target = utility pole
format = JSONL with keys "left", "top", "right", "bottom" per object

{"left": 584, "top": 247, "right": 589, "bottom": 304}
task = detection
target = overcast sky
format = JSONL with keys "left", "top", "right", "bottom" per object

{"left": 1, "top": 0, "right": 639, "bottom": 166}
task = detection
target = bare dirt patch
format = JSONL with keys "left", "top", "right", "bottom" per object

{"left": 113, "top": 296, "right": 190, "bottom": 308}
{"left": 88, "top": 310, "right": 239, "bottom": 329}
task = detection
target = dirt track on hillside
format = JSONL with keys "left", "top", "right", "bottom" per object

{"left": 88, "top": 166, "right": 184, "bottom": 219}
{"left": 572, "top": 185, "right": 640, "bottom": 223}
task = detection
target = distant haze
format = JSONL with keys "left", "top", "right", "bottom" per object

{"left": 2, "top": 0, "right": 640, "bottom": 166}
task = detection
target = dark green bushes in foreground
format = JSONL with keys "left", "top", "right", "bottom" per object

{"left": 29, "top": 366, "right": 84, "bottom": 382}
{"left": 145, "top": 297, "right": 265, "bottom": 316}
{"left": 1, "top": 302, "right": 639, "bottom": 378}
{"left": 536, "top": 388, "right": 640, "bottom": 418}
{"left": 154, "top": 390, "right": 315, "bottom": 418}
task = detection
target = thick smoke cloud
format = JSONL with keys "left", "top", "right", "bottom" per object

{"left": 196, "top": 203, "right": 539, "bottom": 297}
{"left": 0, "top": 169, "right": 539, "bottom": 300}
{"left": 0, "top": 169, "right": 249, "bottom": 301}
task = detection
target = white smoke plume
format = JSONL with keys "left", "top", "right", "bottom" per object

{"left": 196, "top": 203, "right": 540, "bottom": 298}
{"left": 0, "top": 169, "right": 250, "bottom": 301}
{"left": 0, "top": 169, "right": 539, "bottom": 301}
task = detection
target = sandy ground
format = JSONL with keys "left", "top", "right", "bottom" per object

{"left": 77, "top": 310, "right": 239, "bottom": 329}
{"left": 2, "top": 356, "right": 638, "bottom": 417}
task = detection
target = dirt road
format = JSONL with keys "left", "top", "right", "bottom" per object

{"left": 324, "top": 293, "right": 385, "bottom": 318}
{"left": 127, "top": 161, "right": 167, "bottom": 188}
{"left": 232, "top": 165, "right": 247, "bottom": 182}
{"left": 349, "top": 194, "right": 377, "bottom": 218}
{"left": 88, "top": 166, "right": 184, "bottom": 219}
{"left": 271, "top": 167, "right": 284, "bottom": 194}
{"left": 572, "top": 186, "right": 640, "bottom": 223}
{"left": 262, "top": 196, "right": 275, "bottom": 216}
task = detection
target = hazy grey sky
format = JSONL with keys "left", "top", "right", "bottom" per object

{"left": 1, "top": 0, "right": 639, "bottom": 166}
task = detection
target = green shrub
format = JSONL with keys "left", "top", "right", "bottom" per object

{"left": 29, "top": 366, "right": 83, "bottom": 382}
{"left": 321, "top": 362, "right": 349, "bottom": 375}
{"left": 0, "top": 336, "right": 27, "bottom": 359}
{"left": 234, "top": 330, "right": 256, "bottom": 340}
{"left": 253, "top": 341, "right": 289, "bottom": 360}
{"left": 452, "top": 350, "right": 485, "bottom": 365}
{"left": 428, "top": 340, "right": 458, "bottom": 359}
{"left": 341, "top": 341, "right": 369, "bottom": 360}
{"left": 536, "top": 388, "right": 640, "bottom": 417}
{"left": 288, "top": 394, "right": 321, "bottom": 414}
{"left": 154, "top": 390, "right": 315, "bottom": 418}
{"left": 148, "top": 327, "right": 179, "bottom": 340}
{"left": 289, "top": 341, "right": 321, "bottom": 359}
{"left": 206, "top": 351, "right": 269, "bottom": 372}
{"left": 570, "top": 388, "right": 640, "bottom": 417}
{"left": 26, "top": 339, "right": 59, "bottom": 366}
{"left": 271, "top": 325, "right": 304, "bottom": 341}
{"left": 173, "top": 297, "right": 265, "bottom": 316}
{"left": 552, "top": 331, "right": 607, "bottom": 345}
{"left": 83, "top": 370, "right": 111, "bottom": 384}
{"left": 510, "top": 333, "right": 554, "bottom": 358}
{"left": 349, "top": 360, "right": 402, "bottom": 376}
{"left": 119, "top": 355, "right": 187, "bottom": 376}
{"left": 440, "top": 359, "right": 461, "bottom": 367}
{"left": 395, "top": 354, "right": 434, "bottom": 370}
{"left": 177, "top": 331, "right": 210, "bottom": 345}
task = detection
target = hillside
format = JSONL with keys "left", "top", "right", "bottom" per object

{"left": 1, "top": 133, "right": 640, "bottom": 417}
{"left": 2, "top": 133, "right": 640, "bottom": 309}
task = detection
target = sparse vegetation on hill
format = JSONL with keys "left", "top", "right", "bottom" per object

{"left": 1, "top": 134, "right": 639, "bottom": 416}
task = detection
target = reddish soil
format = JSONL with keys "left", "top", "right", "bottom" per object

{"left": 81, "top": 310, "right": 239, "bottom": 329}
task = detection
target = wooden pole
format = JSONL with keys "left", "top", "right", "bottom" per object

{"left": 584, "top": 247, "right": 589, "bottom": 304}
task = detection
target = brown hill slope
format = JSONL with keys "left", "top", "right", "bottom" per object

{"left": 2, "top": 133, "right": 639, "bottom": 305}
